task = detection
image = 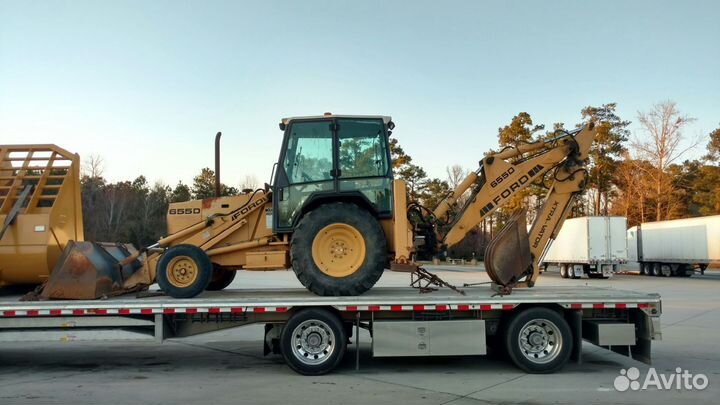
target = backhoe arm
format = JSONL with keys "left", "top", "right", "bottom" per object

{"left": 431, "top": 123, "right": 597, "bottom": 290}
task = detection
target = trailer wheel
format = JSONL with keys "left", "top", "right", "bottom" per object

{"left": 280, "top": 308, "right": 347, "bottom": 375}
{"left": 157, "top": 245, "right": 213, "bottom": 298}
{"left": 206, "top": 266, "right": 237, "bottom": 291}
{"left": 291, "top": 203, "right": 386, "bottom": 296}
{"left": 651, "top": 263, "right": 662, "bottom": 277}
{"left": 503, "top": 307, "right": 572, "bottom": 373}
{"left": 559, "top": 264, "right": 568, "bottom": 279}
{"left": 640, "top": 263, "right": 650, "bottom": 276}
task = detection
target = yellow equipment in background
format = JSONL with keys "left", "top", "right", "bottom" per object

{"left": 0, "top": 145, "right": 84, "bottom": 286}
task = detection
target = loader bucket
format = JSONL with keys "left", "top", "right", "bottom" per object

{"left": 484, "top": 209, "right": 533, "bottom": 287}
{"left": 38, "top": 241, "right": 144, "bottom": 300}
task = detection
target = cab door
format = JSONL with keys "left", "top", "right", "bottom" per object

{"left": 273, "top": 120, "right": 336, "bottom": 231}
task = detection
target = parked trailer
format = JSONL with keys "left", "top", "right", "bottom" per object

{"left": 628, "top": 215, "right": 720, "bottom": 277}
{"left": 0, "top": 286, "right": 661, "bottom": 375}
{"left": 541, "top": 216, "right": 628, "bottom": 280}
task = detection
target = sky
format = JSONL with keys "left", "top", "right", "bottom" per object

{"left": 1, "top": 0, "right": 718, "bottom": 188}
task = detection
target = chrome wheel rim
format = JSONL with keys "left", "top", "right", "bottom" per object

{"left": 291, "top": 319, "right": 335, "bottom": 365}
{"left": 518, "top": 318, "right": 563, "bottom": 364}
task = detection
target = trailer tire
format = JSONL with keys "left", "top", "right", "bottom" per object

{"left": 291, "top": 203, "right": 386, "bottom": 296}
{"left": 651, "top": 263, "right": 662, "bottom": 277}
{"left": 206, "top": 266, "right": 237, "bottom": 291}
{"left": 157, "top": 245, "right": 213, "bottom": 298}
{"left": 280, "top": 308, "right": 347, "bottom": 375}
{"left": 640, "top": 263, "right": 650, "bottom": 276}
{"left": 559, "top": 264, "right": 568, "bottom": 279}
{"left": 503, "top": 307, "right": 572, "bottom": 374}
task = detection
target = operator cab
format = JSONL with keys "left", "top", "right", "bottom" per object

{"left": 272, "top": 114, "right": 394, "bottom": 232}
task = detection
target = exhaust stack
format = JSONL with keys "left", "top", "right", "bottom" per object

{"left": 215, "top": 132, "right": 222, "bottom": 197}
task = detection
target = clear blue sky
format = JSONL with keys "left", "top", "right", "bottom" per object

{"left": 1, "top": 0, "right": 718, "bottom": 187}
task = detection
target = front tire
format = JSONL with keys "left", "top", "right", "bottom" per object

{"left": 157, "top": 244, "right": 213, "bottom": 298}
{"left": 503, "top": 307, "right": 573, "bottom": 373}
{"left": 280, "top": 308, "right": 347, "bottom": 375}
{"left": 291, "top": 203, "right": 386, "bottom": 296}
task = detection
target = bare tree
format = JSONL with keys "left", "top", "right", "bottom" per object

{"left": 241, "top": 174, "right": 259, "bottom": 191}
{"left": 446, "top": 165, "right": 468, "bottom": 189}
{"left": 633, "top": 101, "right": 698, "bottom": 221}
{"left": 82, "top": 154, "right": 104, "bottom": 178}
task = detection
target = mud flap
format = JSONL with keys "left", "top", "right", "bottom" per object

{"left": 484, "top": 208, "right": 533, "bottom": 287}
{"left": 32, "top": 241, "right": 145, "bottom": 300}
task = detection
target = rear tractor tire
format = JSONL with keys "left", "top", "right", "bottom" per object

{"left": 157, "top": 244, "right": 213, "bottom": 299}
{"left": 206, "top": 266, "right": 237, "bottom": 291}
{"left": 291, "top": 203, "right": 386, "bottom": 296}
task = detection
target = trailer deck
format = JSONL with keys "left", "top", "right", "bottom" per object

{"left": 0, "top": 285, "right": 660, "bottom": 316}
{"left": 0, "top": 285, "right": 662, "bottom": 374}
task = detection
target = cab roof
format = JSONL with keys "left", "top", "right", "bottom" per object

{"left": 281, "top": 114, "right": 392, "bottom": 126}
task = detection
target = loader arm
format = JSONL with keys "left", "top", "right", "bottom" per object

{"left": 430, "top": 123, "right": 597, "bottom": 290}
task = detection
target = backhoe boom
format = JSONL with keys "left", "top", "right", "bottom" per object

{"left": 428, "top": 123, "right": 597, "bottom": 291}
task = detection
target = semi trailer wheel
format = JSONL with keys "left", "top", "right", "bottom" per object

{"left": 156, "top": 244, "right": 213, "bottom": 298}
{"left": 291, "top": 203, "right": 386, "bottom": 296}
{"left": 652, "top": 263, "right": 662, "bottom": 277}
{"left": 206, "top": 266, "right": 237, "bottom": 291}
{"left": 559, "top": 264, "right": 568, "bottom": 279}
{"left": 640, "top": 263, "right": 649, "bottom": 276}
{"left": 280, "top": 308, "right": 347, "bottom": 375}
{"left": 503, "top": 307, "right": 572, "bottom": 373}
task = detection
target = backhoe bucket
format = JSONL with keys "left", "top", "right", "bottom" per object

{"left": 38, "top": 241, "right": 144, "bottom": 299}
{"left": 484, "top": 209, "right": 533, "bottom": 287}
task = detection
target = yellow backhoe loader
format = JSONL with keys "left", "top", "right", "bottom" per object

{"left": 2, "top": 114, "right": 597, "bottom": 299}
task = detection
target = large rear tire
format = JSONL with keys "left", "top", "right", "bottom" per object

{"left": 291, "top": 203, "right": 386, "bottom": 296}
{"left": 280, "top": 308, "right": 347, "bottom": 375}
{"left": 157, "top": 245, "right": 213, "bottom": 299}
{"left": 503, "top": 307, "right": 573, "bottom": 373}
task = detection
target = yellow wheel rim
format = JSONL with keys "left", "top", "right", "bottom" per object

{"left": 166, "top": 255, "right": 199, "bottom": 288}
{"left": 311, "top": 223, "right": 366, "bottom": 278}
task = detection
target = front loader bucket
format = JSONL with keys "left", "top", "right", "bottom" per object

{"left": 484, "top": 209, "right": 533, "bottom": 287}
{"left": 38, "top": 241, "right": 144, "bottom": 300}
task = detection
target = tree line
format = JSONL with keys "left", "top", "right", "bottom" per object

{"left": 79, "top": 101, "right": 719, "bottom": 260}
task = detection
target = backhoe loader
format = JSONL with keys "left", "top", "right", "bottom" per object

{"left": 2, "top": 114, "right": 597, "bottom": 299}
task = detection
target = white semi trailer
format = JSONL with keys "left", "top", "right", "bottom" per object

{"left": 628, "top": 215, "right": 720, "bottom": 277}
{"left": 541, "top": 216, "right": 628, "bottom": 279}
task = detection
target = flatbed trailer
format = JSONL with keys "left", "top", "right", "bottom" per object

{"left": 0, "top": 286, "right": 661, "bottom": 375}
